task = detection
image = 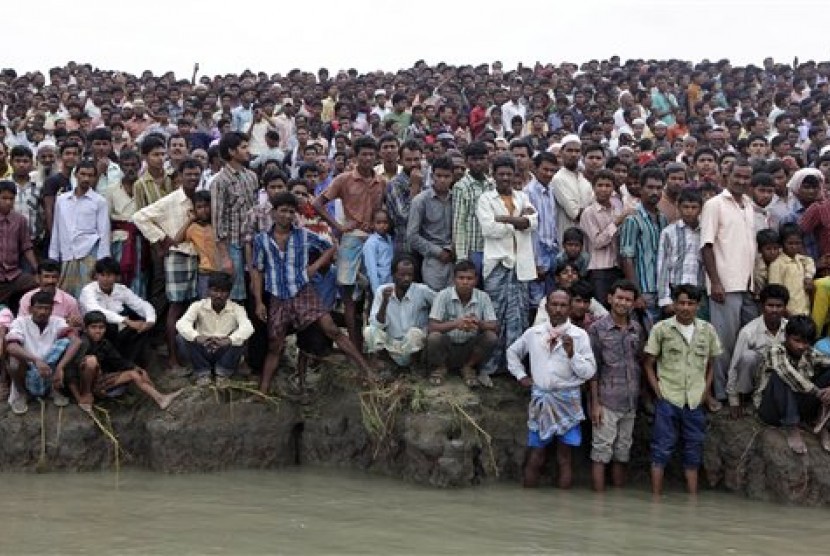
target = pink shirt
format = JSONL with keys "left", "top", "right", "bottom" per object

{"left": 18, "top": 288, "right": 82, "bottom": 322}
{"left": 700, "top": 190, "right": 757, "bottom": 294}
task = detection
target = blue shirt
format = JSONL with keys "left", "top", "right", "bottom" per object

{"left": 619, "top": 205, "right": 668, "bottom": 294}
{"left": 363, "top": 232, "right": 394, "bottom": 294}
{"left": 252, "top": 226, "right": 332, "bottom": 300}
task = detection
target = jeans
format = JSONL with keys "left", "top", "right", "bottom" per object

{"left": 651, "top": 399, "right": 706, "bottom": 469}
{"left": 177, "top": 336, "right": 245, "bottom": 378}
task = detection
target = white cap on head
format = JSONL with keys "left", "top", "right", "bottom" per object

{"left": 561, "top": 134, "right": 581, "bottom": 146}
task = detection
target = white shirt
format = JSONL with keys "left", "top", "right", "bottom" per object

{"left": 507, "top": 320, "right": 596, "bottom": 390}
{"left": 369, "top": 283, "right": 436, "bottom": 340}
{"left": 131, "top": 188, "right": 196, "bottom": 256}
{"left": 501, "top": 100, "right": 527, "bottom": 130}
{"left": 476, "top": 189, "right": 538, "bottom": 281}
{"left": 49, "top": 188, "right": 111, "bottom": 261}
{"left": 176, "top": 298, "right": 254, "bottom": 347}
{"left": 7, "top": 315, "right": 71, "bottom": 360}
{"left": 726, "top": 316, "right": 787, "bottom": 405}
{"left": 551, "top": 167, "right": 594, "bottom": 244}
{"left": 79, "top": 282, "right": 156, "bottom": 329}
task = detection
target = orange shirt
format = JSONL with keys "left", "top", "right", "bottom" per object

{"left": 186, "top": 222, "right": 221, "bottom": 272}
{"left": 321, "top": 169, "right": 385, "bottom": 232}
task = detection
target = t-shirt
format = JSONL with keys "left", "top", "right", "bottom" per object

{"left": 43, "top": 173, "right": 71, "bottom": 198}
{"left": 186, "top": 222, "right": 221, "bottom": 272}
{"left": 72, "top": 335, "right": 133, "bottom": 375}
{"left": 677, "top": 321, "right": 695, "bottom": 344}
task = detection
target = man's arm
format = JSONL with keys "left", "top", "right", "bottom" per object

{"left": 506, "top": 332, "right": 529, "bottom": 382}
{"left": 228, "top": 303, "right": 255, "bottom": 346}
{"left": 407, "top": 195, "right": 443, "bottom": 258}
{"left": 452, "top": 185, "right": 470, "bottom": 259}
{"left": 54, "top": 334, "right": 82, "bottom": 388}
{"left": 656, "top": 228, "right": 674, "bottom": 308}
{"left": 96, "top": 198, "right": 111, "bottom": 259}
{"left": 175, "top": 302, "right": 201, "bottom": 342}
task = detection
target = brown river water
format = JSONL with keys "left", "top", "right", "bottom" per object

{"left": 1, "top": 468, "right": 827, "bottom": 555}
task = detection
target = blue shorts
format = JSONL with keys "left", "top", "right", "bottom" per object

{"left": 651, "top": 399, "right": 706, "bottom": 469}
{"left": 528, "top": 423, "right": 582, "bottom": 448}
{"left": 336, "top": 233, "right": 365, "bottom": 286}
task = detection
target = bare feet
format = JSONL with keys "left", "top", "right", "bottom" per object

{"left": 821, "top": 428, "right": 830, "bottom": 453}
{"left": 786, "top": 427, "right": 807, "bottom": 454}
{"left": 158, "top": 389, "right": 184, "bottom": 410}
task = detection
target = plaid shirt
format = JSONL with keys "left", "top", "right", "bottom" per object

{"left": 211, "top": 165, "right": 258, "bottom": 247}
{"left": 252, "top": 225, "right": 331, "bottom": 300}
{"left": 656, "top": 220, "right": 704, "bottom": 307}
{"left": 243, "top": 201, "right": 274, "bottom": 245}
{"left": 452, "top": 172, "right": 494, "bottom": 260}
{"left": 755, "top": 343, "right": 830, "bottom": 409}
{"left": 588, "top": 314, "right": 645, "bottom": 412}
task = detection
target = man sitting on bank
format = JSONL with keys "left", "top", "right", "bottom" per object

{"left": 425, "top": 260, "right": 498, "bottom": 388}
{"left": 176, "top": 272, "right": 254, "bottom": 387}
{"left": 755, "top": 315, "right": 830, "bottom": 454}
{"left": 364, "top": 254, "right": 435, "bottom": 370}
{"left": 6, "top": 291, "right": 82, "bottom": 414}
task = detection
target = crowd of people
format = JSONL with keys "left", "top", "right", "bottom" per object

{"left": 1, "top": 55, "right": 830, "bottom": 493}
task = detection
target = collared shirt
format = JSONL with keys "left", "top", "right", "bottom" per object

{"left": 274, "top": 114, "right": 296, "bottom": 150}
{"left": 525, "top": 177, "right": 558, "bottom": 261}
{"left": 656, "top": 220, "right": 704, "bottom": 307}
{"left": 551, "top": 167, "right": 594, "bottom": 243}
{"left": 507, "top": 320, "right": 596, "bottom": 390}
{"left": 620, "top": 204, "right": 667, "bottom": 294}
{"left": 0, "top": 210, "right": 32, "bottom": 281}
{"left": 14, "top": 181, "right": 44, "bottom": 241}
{"left": 321, "top": 169, "right": 385, "bottom": 232}
{"left": 385, "top": 171, "right": 416, "bottom": 250}
{"left": 79, "top": 281, "right": 156, "bottom": 328}
{"left": 779, "top": 199, "right": 818, "bottom": 259}
{"left": 754, "top": 344, "right": 830, "bottom": 408}
{"left": 799, "top": 199, "right": 830, "bottom": 258}
{"left": 768, "top": 253, "right": 815, "bottom": 316}
{"left": 407, "top": 188, "right": 453, "bottom": 258}
{"left": 429, "top": 286, "right": 497, "bottom": 344}
{"left": 253, "top": 225, "right": 332, "bottom": 300}
{"left": 19, "top": 288, "right": 80, "bottom": 321}
{"left": 176, "top": 298, "right": 254, "bottom": 347}
{"left": 95, "top": 160, "right": 123, "bottom": 199}
{"left": 7, "top": 315, "right": 72, "bottom": 359}
{"left": 700, "top": 191, "right": 758, "bottom": 294}
{"left": 363, "top": 232, "right": 394, "bottom": 294}
{"left": 243, "top": 201, "right": 274, "bottom": 246}
{"left": 49, "top": 189, "right": 110, "bottom": 261}
{"left": 211, "top": 165, "right": 258, "bottom": 247}
{"left": 231, "top": 105, "right": 254, "bottom": 133}
{"left": 477, "top": 189, "right": 538, "bottom": 281}
{"left": 501, "top": 100, "right": 527, "bottom": 131}
{"left": 645, "top": 316, "right": 723, "bottom": 410}
{"left": 132, "top": 188, "right": 196, "bottom": 256}
{"left": 726, "top": 316, "right": 787, "bottom": 406}
{"left": 580, "top": 199, "right": 622, "bottom": 271}
{"left": 751, "top": 201, "right": 775, "bottom": 233}
{"left": 588, "top": 314, "right": 645, "bottom": 412}
{"left": 451, "top": 172, "right": 495, "bottom": 260}
{"left": 369, "top": 282, "right": 436, "bottom": 340}
{"left": 133, "top": 171, "right": 172, "bottom": 211}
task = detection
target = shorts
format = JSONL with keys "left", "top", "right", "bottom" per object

{"left": 527, "top": 423, "right": 582, "bottom": 448}
{"left": 590, "top": 405, "right": 637, "bottom": 464}
{"left": 651, "top": 399, "right": 706, "bottom": 469}
{"left": 268, "top": 285, "right": 328, "bottom": 340}
{"left": 335, "top": 232, "right": 366, "bottom": 286}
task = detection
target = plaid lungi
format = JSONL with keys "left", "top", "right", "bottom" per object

{"left": 267, "top": 285, "right": 328, "bottom": 339}
{"left": 59, "top": 253, "right": 98, "bottom": 298}
{"left": 164, "top": 251, "right": 198, "bottom": 303}
{"left": 26, "top": 338, "right": 71, "bottom": 397}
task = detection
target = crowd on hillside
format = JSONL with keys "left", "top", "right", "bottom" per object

{"left": 1, "top": 55, "right": 830, "bottom": 492}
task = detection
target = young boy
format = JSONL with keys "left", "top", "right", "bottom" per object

{"left": 555, "top": 227, "right": 590, "bottom": 278}
{"left": 749, "top": 172, "right": 777, "bottom": 232}
{"left": 175, "top": 190, "right": 224, "bottom": 297}
{"left": 363, "top": 208, "right": 394, "bottom": 296}
{"left": 507, "top": 289, "right": 597, "bottom": 489}
{"left": 588, "top": 279, "right": 644, "bottom": 491}
{"left": 68, "top": 310, "right": 182, "bottom": 413}
{"left": 753, "top": 229, "right": 781, "bottom": 298}
{"left": 769, "top": 223, "right": 815, "bottom": 316}
{"left": 580, "top": 169, "right": 629, "bottom": 308}
{"left": 645, "top": 284, "right": 722, "bottom": 495}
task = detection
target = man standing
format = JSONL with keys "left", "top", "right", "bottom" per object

{"left": 507, "top": 289, "right": 596, "bottom": 489}
{"left": 386, "top": 139, "right": 423, "bottom": 252}
{"left": 0, "top": 181, "right": 39, "bottom": 307}
{"left": 49, "top": 160, "right": 111, "bottom": 298}
{"left": 43, "top": 141, "right": 80, "bottom": 240}
{"left": 452, "top": 141, "right": 494, "bottom": 278}
{"left": 525, "top": 152, "right": 560, "bottom": 316}
{"left": 212, "top": 132, "right": 258, "bottom": 302}
{"left": 701, "top": 160, "right": 758, "bottom": 407}
{"left": 552, "top": 135, "right": 593, "bottom": 243}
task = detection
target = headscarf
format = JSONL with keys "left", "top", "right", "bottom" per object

{"left": 787, "top": 168, "right": 824, "bottom": 194}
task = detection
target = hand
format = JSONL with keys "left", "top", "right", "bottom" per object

{"left": 255, "top": 302, "right": 268, "bottom": 323}
{"left": 521, "top": 206, "right": 536, "bottom": 216}
{"left": 518, "top": 376, "right": 532, "bottom": 388}
{"left": 710, "top": 282, "right": 726, "bottom": 304}
{"left": 729, "top": 405, "right": 744, "bottom": 420}
{"left": 339, "top": 220, "right": 358, "bottom": 235}
{"left": 561, "top": 334, "right": 574, "bottom": 358}
{"left": 591, "top": 402, "right": 603, "bottom": 426}
{"left": 804, "top": 277, "right": 815, "bottom": 294}
{"left": 195, "top": 335, "right": 210, "bottom": 345}
{"left": 215, "top": 337, "right": 231, "bottom": 349}
{"left": 96, "top": 157, "right": 109, "bottom": 176}
{"left": 818, "top": 387, "right": 830, "bottom": 405}
{"left": 52, "top": 367, "right": 64, "bottom": 389}
{"left": 67, "top": 314, "right": 84, "bottom": 328}
{"left": 35, "top": 359, "right": 51, "bottom": 378}
{"left": 381, "top": 286, "right": 394, "bottom": 301}
{"left": 437, "top": 249, "right": 454, "bottom": 264}
{"left": 155, "top": 237, "right": 173, "bottom": 257}
{"left": 536, "top": 266, "right": 547, "bottom": 281}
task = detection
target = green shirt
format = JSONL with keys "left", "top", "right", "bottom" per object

{"left": 644, "top": 317, "right": 722, "bottom": 409}
{"left": 429, "top": 286, "right": 496, "bottom": 344}
{"left": 383, "top": 111, "right": 412, "bottom": 139}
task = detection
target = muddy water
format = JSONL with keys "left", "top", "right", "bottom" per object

{"left": 0, "top": 468, "right": 827, "bottom": 555}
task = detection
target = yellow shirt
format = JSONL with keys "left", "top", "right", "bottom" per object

{"left": 768, "top": 253, "right": 816, "bottom": 316}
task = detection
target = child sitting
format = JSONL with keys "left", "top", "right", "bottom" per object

{"left": 753, "top": 229, "right": 781, "bottom": 298}
{"left": 67, "top": 311, "right": 182, "bottom": 413}
{"left": 363, "top": 208, "right": 394, "bottom": 296}
{"left": 769, "top": 224, "right": 815, "bottom": 316}
{"left": 555, "top": 227, "right": 591, "bottom": 278}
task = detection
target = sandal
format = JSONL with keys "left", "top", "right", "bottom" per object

{"left": 461, "top": 366, "right": 478, "bottom": 388}
{"left": 429, "top": 367, "right": 447, "bottom": 386}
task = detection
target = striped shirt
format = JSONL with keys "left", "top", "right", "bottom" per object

{"left": 656, "top": 220, "right": 704, "bottom": 307}
{"left": 755, "top": 343, "right": 830, "bottom": 409}
{"left": 451, "top": 172, "right": 494, "bottom": 260}
{"left": 619, "top": 204, "right": 667, "bottom": 295}
{"left": 252, "top": 225, "right": 332, "bottom": 300}
{"left": 525, "top": 177, "right": 558, "bottom": 260}
{"left": 133, "top": 171, "right": 172, "bottom": 211}
{"left": 211, "top": 165, "right": 258, "bottom": 247}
